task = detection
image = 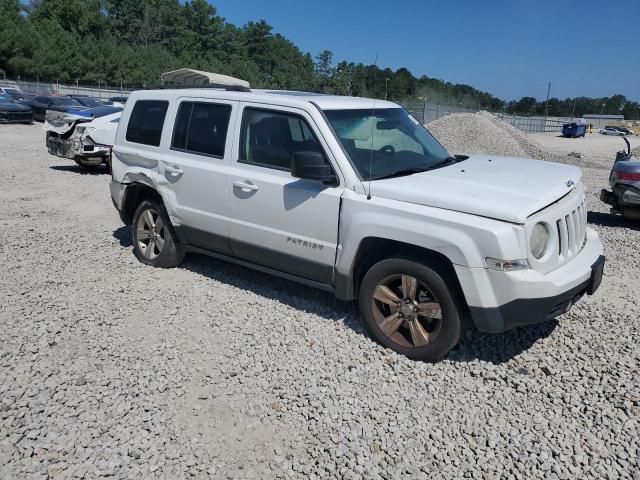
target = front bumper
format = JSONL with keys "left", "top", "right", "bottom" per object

{"left": 455, "top": 227, "right": 605, "bottom": 333}
{"left": 0, "top": 110, "right": 33, "bottom": 123}
{"left": 47, "top": 135, "right": 110, "bottom": 161}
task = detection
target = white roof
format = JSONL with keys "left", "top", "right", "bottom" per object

{"left": 134, "top": 86, "right": 400, "bottom": 111}
{"left": 161, "top": 69, "right": 251, "bottom": 88}
{"left": 254, "top": 90, "right": 399, "bottom": 110}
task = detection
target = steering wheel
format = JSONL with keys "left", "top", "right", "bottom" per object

{"left": 379, "top": 145, "right": 395, "bottom": 156}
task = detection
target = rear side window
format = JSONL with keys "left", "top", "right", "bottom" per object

{"left": 126, "top": 100, "right": 169, "bottom": 147}
{"left": 171, "top": 102, "right": 231, "bottom": 158}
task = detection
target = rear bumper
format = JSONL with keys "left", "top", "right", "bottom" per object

{"left": 110, "top": 180, "right": 129, "bottom": 224}
{"left": 456, "top": 228, "right": 604, "bottom": 333}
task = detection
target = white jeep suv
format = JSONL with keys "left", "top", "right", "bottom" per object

{"left": 110, "top": 87, "right": 605, "bottom": 361}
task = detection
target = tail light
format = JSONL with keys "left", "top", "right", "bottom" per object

{"left": 615, "top": 171, "right": 640, "bottom": 182}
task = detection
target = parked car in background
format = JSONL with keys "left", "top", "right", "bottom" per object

{"left": 0, "top": 86, "right": 26, "bottom": 101}
{"left": 600, "top": 126, "right": 625, "bottom": 136}
{"left": 614, "top": 126, "right": 634, "bottom": 136}
{"left": 0, "top": 93, "right": 33, "bottom": 124}
{"left": 109, "top": 88, "right": 605, "bottom": 361}
{"left": 45, "top": 106, "right": 122, "bottom": 169}
{"left": 70, "top": 95, "right": 105, "bottom": 108}
{"left": 22, "top": 95, "right": 87, "bottom": 122}
{"left": 106, "top": 96, "right": 128, "bottom": 108}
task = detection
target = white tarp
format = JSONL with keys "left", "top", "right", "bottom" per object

{"left": 160, "top": 69, "right": 250, "bottom": 88}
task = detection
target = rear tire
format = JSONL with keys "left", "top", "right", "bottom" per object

{"left": 359, "top": 257, "right": 461, "bottom": 362}
{"left": 131, "top": 199, "right": 185, "bottom": 268}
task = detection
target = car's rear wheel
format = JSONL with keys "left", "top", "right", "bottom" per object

{"left": 132, "top": 199, "right": 185, "bottom": 268}
{"left": 359, "top": 258, "right": 461, "bottom": 362}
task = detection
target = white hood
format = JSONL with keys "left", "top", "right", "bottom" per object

{"left": 369, "top": 155, "right": 582, "bottom": 224}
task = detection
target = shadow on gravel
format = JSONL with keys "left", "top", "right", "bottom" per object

{"left": 113, "top": 226, "right": 133, "bottom": 247}
{"left": 587, "top": 211, "right": 640, "bottom": 231}
{"left": 448, "top": 320, "right": 558, "bottom": 364}
{"left": 112, "top": 225, "right": 556, "bottom": 364}
{"left": 50, "top": 165, "right": 109, "bottom": 175}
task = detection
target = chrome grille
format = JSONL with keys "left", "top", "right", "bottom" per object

{"left": 556, "top": 198, "right": 587, "bottom": 260}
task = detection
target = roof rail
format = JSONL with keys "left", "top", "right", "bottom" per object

{"left": 146, "top": 83, "right": 251, "bottom": 93}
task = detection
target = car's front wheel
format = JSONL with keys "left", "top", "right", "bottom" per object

{"left": 359, "top": 258, "right": 462, "bottom": 362}
{"left": 131, "top": 199, "right": 185, "bottom": 268}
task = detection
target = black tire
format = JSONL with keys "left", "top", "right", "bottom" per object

{"left": 359, "top": 257, "right": 461, "bottom": 362}
{"left": 131, "top": 198, "right": 185, "bottom": 268}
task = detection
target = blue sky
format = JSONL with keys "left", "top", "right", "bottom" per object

{"left": 212, "top": 0, "right": 640, "bottom": 102}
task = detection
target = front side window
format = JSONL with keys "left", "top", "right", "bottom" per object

{"left": 126, "top": 100, "right": 169, "bottom": 147}
{"left": 324, "top": 108, "right": 451, "bottom": 179}
{"left": 240, "top": 108, "right": 325, "bottom": 171}
{"left": 171, "top": 102, "right": 231, "bottom": 158}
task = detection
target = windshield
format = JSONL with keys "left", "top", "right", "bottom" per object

{"left": 75, "top": 97, "right": 103, "bottom": 107}
{"left": 324, "top": 108, "right": 451, "bottom": 179}
{"left": 51, "top": 97, "right": 83, "bottom": 107}
{"left": 4, "top": 89, "right": 23, "bottom": 100}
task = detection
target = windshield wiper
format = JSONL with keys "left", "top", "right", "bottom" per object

{"left": 371, "top": 166, "right": 432, "bottom": 180}
{"left": 371, "top": 157, "right": 458, "bottom": 180}
{"left": 426, "top": 156, "right": 458, "bottom": 171}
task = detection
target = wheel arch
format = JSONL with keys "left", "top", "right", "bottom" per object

{"left": 121, "top": 182, "right": 163, "bottom": 226}
{"left": 335, "top": 237, "right": 469, "bottom": 313}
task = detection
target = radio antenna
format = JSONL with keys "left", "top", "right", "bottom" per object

{"left": 367, "top": 54, "right": 378, "bottom": 200}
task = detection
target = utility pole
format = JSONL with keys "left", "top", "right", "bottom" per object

{"left": 544, "top": 82, "right": 551, "bottom": 118}
{"left": 384, "top": 77, "right": 389, "bottom": 101}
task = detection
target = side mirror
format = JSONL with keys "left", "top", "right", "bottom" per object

{"left": 291, "top": 151, "right": 337, "bottom": 185}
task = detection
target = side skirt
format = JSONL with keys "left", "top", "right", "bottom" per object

{"left": 185, "top": 244, "right": 335, "bottom": 295}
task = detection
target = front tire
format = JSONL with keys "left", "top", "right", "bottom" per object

{"left": 359, "top": 258, "right": 461, "bottom": 362}
{"left": 131, "top": 199, "right": 185, "bottom": 268}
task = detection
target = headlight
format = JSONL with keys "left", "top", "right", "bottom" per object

{"left": 485, "top": 257, "right": 530, "bottom": 272}
{"left": 76, "top": 126, "right": 95, "bottom": 136}
{"left": 530, "top": 223, "right": 550, "bottom": 259}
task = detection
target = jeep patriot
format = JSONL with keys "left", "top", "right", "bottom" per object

{"left": 110, "top": 87, "right": 605, "bottom": 361}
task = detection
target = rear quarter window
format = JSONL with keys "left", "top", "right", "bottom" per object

{"left": 171, "top": 102, "right": 232, "bottom": 158}
{"left": 126, "top": 100, "right": 169, "bottom": 147}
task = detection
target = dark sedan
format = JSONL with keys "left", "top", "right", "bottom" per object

{"left": 22, "top": 95, "right": 86, "bottom": 122}
{"left": 70, "top": 95, "right": 105, "bottom": 108}
{"left": 0, "top": 94, "right": 33, "bottom": 124}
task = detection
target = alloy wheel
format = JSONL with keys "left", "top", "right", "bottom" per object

{"left": 371, "top": 274, "right": 442, "bottom": 348}
{"left": 136, "top": 208, "right": 166, "bottom": 260}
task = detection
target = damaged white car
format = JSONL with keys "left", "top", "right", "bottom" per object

{"left": 45, "top": 106, "right": 122, "bottom": 169}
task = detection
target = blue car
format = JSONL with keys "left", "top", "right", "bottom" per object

{"left": 21, "top": 95, "right": 87, "bottom": 122}
{"left": 0, "top": 93, "right": 33, "bottom": 124}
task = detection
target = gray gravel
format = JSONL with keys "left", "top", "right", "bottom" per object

{"left": 1, "top": 121, "right": 638, "bottom": 479}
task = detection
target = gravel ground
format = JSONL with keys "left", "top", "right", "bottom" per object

{"left": 1, "top": 120, "right": 638, "bottom": 480}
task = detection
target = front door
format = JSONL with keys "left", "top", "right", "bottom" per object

{"left": 227, "top": 104, "right": 343, "bottom": 284}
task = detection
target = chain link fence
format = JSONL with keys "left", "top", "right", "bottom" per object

{"left": 0, "top": 78, "right": 131, "bottom": 101}
{"left": 3, "top": 77, "right": 577, "bottom": 135}
{"left": 400, "top": 100, "right": 575, "bottom": 134}
{"left": 399, "top": 101, "right": 480, "bottom": 124}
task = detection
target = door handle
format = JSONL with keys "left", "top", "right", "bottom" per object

{"left": 165, "top": 165, "right": 184, "bottom": 177}
{"left": 233, "top": 180, "right": 259, "bottom": 192}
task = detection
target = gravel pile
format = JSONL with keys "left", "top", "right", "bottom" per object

{"left": 427, "top": 112, "right": 546, "bottom": 158}
{"left": 1, "top": 124, "right": 638, "bottom": 479}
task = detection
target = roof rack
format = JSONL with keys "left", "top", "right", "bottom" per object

{"left": 147, "top": 83, "right": 251, "bottom": 93}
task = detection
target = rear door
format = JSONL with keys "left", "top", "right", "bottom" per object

{"left": 226, "top": 103, "right": 343, "bottom": 284}
{"left": 160, "top": 97, "right": 238, "bottom": 253}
